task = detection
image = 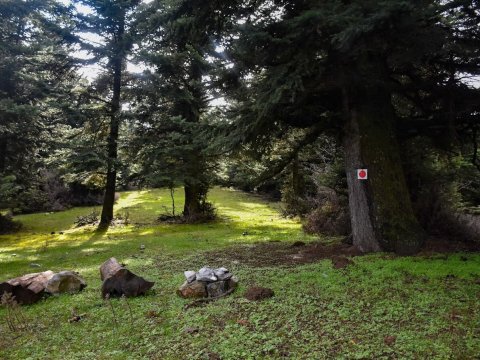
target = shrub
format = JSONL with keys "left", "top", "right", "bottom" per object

{"left": 0, "top": 213, "right": 22, "bottom": 234}
{"left": 74, "top": 209, "right": 100, "bottom": 227}
{"left": 303, "top": 188, "right": 350, "bottom": 236}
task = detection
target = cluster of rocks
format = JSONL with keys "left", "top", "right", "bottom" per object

{"left": 177, "top": 267, "right": 238, "bottom": 299}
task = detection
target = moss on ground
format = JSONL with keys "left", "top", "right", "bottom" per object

{"left": 0, "top": 188, "right": 479, "bottom": 359}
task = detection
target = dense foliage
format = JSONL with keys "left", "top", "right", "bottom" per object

{"left": 0, "top": 0, "right": 478, "bottom": 251}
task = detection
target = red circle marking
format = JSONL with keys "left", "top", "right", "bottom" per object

{"left": 359, "top": 170, "right": 367, "bottom": 178}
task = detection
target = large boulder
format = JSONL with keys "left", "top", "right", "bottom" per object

{"left": 45, "top": 271, "right": 87, "bottom": 294}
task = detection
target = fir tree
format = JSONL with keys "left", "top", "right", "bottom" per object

{"left": 77, "top": 0, "right": 141, "bottom": 227}
{"left": 223, "top": 0, "right": 480, "bottom": 254}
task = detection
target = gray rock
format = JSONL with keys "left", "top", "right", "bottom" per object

{"left": 45, "top": 271, "right": 87, "bottom": 294}
{"left": 29, "top": 263, "right": 41, "bottom": 268}
{"left": 184, "top": 270, "right": 196, "bottom": 283}
{"left": 214, "top": 267, "right": 232, "bottom": 281}
{"left": 207, "top": 281, "right": 227, "bottom": 297}
{"left": 177, "top": 280, "right": 207, "bottom": 298}
{"left": 196, "top": 267, "right": 217, "bottom": 282}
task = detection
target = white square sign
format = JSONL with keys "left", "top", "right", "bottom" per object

{"left": 357, "top": 169, "right": 368, "bottom": 180}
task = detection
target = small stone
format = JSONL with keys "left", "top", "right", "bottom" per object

{"left": 46, "top": 271, "right": 87, "bottom": 294}
{"left": 68, "top": 313, "right": 86, "bottom": 323}
{"left": 29, "top": 263, "right": 41, "bottom": 268}
{"left": 214, "top": 267, "right": 228, "bottom": 274}
{"left": 244, "top": 286, "right": 274, "bottom": 301}
{"left": 184, "top": 327, "right": 199, "bottom": 334}
{"left": 242, "top": 231, "right": 248, "bottom": 236}
{"left": 207, "top": 281, "right": 227, "bottom": 297}
{"left": 140, "top": 244, "right": 145, "bottom": 251}
{"left": 177, "top": 280, "right": 207, "bottom": 298}
{"left": 184, "top": 270, "right": 196, "bottom": 283}
{"left": 196, "top": 267, "right": 217, "bottom": 282}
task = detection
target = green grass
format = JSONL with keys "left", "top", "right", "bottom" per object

{"left": 0, "top": 188, "right": 479, "bottom": 359}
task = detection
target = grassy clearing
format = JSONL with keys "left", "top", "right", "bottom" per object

{"left": 0, "top": 188, "right": 479, "bottom": 359}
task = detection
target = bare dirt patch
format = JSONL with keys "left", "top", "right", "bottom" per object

{"left": 202, "top": 241, "right": 362, "bottom": 268}
{"left": 200, "top": 237, "right": 480, "bottom": 269}
{"left": 419, "top": 236, "right": 480, "bottom": 255}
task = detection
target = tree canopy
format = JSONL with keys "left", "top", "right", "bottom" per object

{"left": 0, "top": 0, "right": 478, "bottom": 253}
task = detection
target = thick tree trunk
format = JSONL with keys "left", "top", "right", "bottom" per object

{"left": 343, "top": 89, "right": 425, "bottom": 255}
{"left": 344, "top": 108, "right": 380, "bottom": 253}
{"left": 100, "top": 16, "right": 125, "bottom": 228}
{"left": 183, "top": 181, "right": 203, "bottom": 218}
{"left": 183, "top": 148, "right": 208, "bottom": 219}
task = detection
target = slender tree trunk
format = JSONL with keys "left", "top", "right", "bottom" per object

{"left": 100, "top": 15, "right": 125, "bottom": 228}
{"left": 0, "top": 137, "right": 7, "bottom": 173}
{"left": 343, "top": 88, "right": 425, "bottom": 255}
{"left": 170, "top": 187, "right": 176, "bottom": 216}
{"left": 181, "top": 63, "right": 208, "bottom": 220}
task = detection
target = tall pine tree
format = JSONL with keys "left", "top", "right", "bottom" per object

{"left": 223, "top": 0, "right": 480, "bottom": 254}
{"left": 78, "top": 0, "right": 141, "bottom": 227}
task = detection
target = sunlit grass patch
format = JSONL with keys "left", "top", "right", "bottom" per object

{"left": 0, "top": 187, "right": 308, "bottom": 279}
{"left": 0, "top": 187, "right": 479, "bottom": 359}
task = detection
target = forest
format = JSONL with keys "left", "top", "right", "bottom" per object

{"left": 0, "top": 0, "right": 479, "bottom": 359}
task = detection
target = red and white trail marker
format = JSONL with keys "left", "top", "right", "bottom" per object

{"left": 357, "top": 169, "right": 368, "bottom": 180}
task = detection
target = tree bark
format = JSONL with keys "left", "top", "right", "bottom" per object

{"left": 100, "top": 258, "right": 154, "bottom": 298}
{"left": 100, "top": 14, "right": 125, "bottom": 228}
{"left": 183, "top": 181, "right": 203, "bottom": 218}
{"left": 0, "top": 271, "right": 55, "bottom": 305}
{"left": 0, "top": 137, "right": 7, "bottom": 173}
{"left": 182, "top": 147, "right": 207, "bottom": 219}
{"left": 343, "top": 89, "right": 425, "bottom": 255}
